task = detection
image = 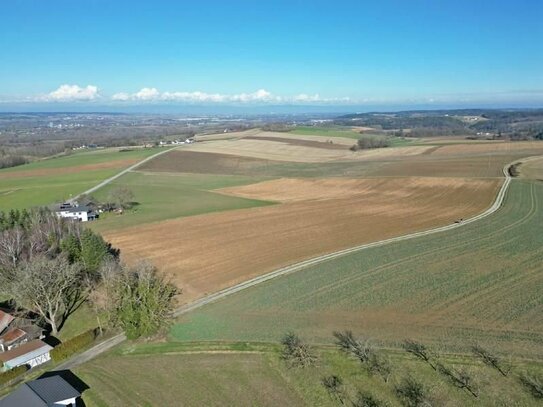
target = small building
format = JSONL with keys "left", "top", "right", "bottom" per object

{"left": 0, "top": 375, "right": 81, "bottom": 406}
{"left": 0, "top": 311, "right": 15, "bottom": 334}
{"left": 0, "top": 340, "right": 53, "bottom": 370}
{"left": 56, "top": 204, "right": 98, "bottom": 222}
{"left": 0, "top": 328, "right": 28, "bottom": 352}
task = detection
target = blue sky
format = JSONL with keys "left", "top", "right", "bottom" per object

{"left": 1, "top": 0, "right": 542, "bottom": 110}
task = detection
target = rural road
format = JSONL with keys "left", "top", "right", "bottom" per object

{"left": 69, "top": 146, "right": 176, "bottom": 202}
{"left": 55, "top": 158, "right": 523, "bottom": 371}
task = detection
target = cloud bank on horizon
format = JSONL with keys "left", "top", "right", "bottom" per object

{"left": 3, "top": 84, "right": 541, "bottom": 108}
{"left": 27, "top": 84, "right": 350, "bottom": 105}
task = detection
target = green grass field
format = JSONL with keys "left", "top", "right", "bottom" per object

{"left": 90, "top": 171, "right": 275, "bottom": 231}
{"left": 74, "top": 341, "right": 543, "bottom": 406}
{"left": 0, "top": 148, "right": 160, "bottom": 211}
{"left": 172, "top": 180, "right": 543, "bottom": 357}
{"left": 290, "top": 125, "right": 363, "bottom": 140}
{"left": 289, "top": 125, "right": 413, "bottom": 147}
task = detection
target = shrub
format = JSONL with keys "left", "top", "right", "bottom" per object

{"left": 395, "top": 376, "right": 428, "bottom": 407}
{"left": 0, "top": 365, "right": 29, "bottom": 386}
{"left": 519, "top": 372, "right": 543, "bottom": 399}
{"left": 353, "top": 391, "right": 384, "bottom": 407}
{"left": 280, "top": 332, "right": 317, "bottom": 368}
{"left": 50, "top": 328, "right": 98, "bottom": 363}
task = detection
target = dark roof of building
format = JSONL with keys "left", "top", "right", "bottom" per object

{"left": 0, "top": 376, "right": 80, "bottom": 406}
{"left": 0, "top": 383, "right": 45, "bottom": 407}
{"left": 27, "top": 376, "right": 81, "bottom": 405}
{"left": 59, "top": 205, "right": 90, "bottom": 213}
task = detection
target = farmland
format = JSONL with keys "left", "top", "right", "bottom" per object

{"left": 90, "top": 171, "right": 274, "bottom": 231}
{"left": 75, "top": 341, "right": 543, "bottom": 406}
{"left": 172, "top": 179, "right": 543, "bottom": 358}
{"left": 104, "top": 176, "right": 500, "bottom": 302}
{"left": 0, "top": 148, "right": 160, "bottom": 211}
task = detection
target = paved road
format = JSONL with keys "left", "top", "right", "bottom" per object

{"left": 55, "top": 159, "right": 521, "bottom": 370}
{"left": 69, "top": 147, "right": 176, "bottom": 203}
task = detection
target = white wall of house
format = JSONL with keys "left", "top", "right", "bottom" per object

{"left": 55, "top": 397, "right": 77, "bottom": 406}
{"left": 27, "top": 352, "right": 51, "bottom": 368}
{"left": 57, "top": 210, "right": 89, "bottom": 222}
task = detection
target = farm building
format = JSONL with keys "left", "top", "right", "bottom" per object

{"left": 0, "top": 340, "right": 53, "bottom": 370}
{"left": 0, "top": 375, "right": 81, "bottom": 406}
{"left": 0, "top": 309, "right": 46, "bottom": 363}
{"left": 55, "top": 203, "right": 98, "bottom": 222}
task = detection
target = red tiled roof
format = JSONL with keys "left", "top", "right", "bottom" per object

{"left": 0, "top": 310, "right": 15, "bottom": 332}
{"left": 0, "top": 328, "right": 26, "bottom": 345}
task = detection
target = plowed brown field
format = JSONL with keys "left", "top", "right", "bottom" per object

{"left": 104, "top": 177, "right": 501, "bottom": 303}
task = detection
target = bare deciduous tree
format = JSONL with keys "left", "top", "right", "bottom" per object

{"left": 321, "top": 375, "right": 346, "bottom": 405}
{"left": 0, "top": 227, "right": 26, "bottom": 269}
{"left": 471, "top": 344, "right": 510, "bottom": 377}
{"left": 2, "top": 255, "right": 84, "bottom": 335}
{"left": 352, "top": 391, "right": 384, "bottom": 407}
{"left": 280, "top": 332, "right": 317, "bottom": 368}
{"left": 108, "top": 186, "right": 134, "bottom": 210}
{"left": 333, "top": 331, "right": 373, "bottom": 363}
{"left": 437, "top": 363, "right": 478, "bottom": 398}
{"left": 395, "top": 376, "right": 429, "bottom": 407}
{"left": 402, "top": 340, "right": 436, "bottom": 370}
{"left": 519, "top": 372, "right": 543, "bottom": 400}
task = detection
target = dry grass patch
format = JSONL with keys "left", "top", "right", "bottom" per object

{"left": 184, "top": 133, "right": 434, "bottom": 163}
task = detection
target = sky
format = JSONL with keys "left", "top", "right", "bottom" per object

{"left": 1, "top": 0, "right": 542, "bottom": 112}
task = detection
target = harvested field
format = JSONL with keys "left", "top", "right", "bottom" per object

{"left": 104, "top": 176, "right": 501, "bottom": 303}
{"left": 184, "top": 135, "right": 433, "bottom": 162}
{"left": 172, "top": 180, "right": 543, "bottom": 357}
{"left": 244, "top": 135, "right": 348, "bottom": 150}
{"left": 518, "top": 156, "right": 543, "bottom": 179}
{"left": 432, "top": 140, "right": 543, "bottom": 156}
{"left": 139, "top": 150, "right": 273, "bottom": 175}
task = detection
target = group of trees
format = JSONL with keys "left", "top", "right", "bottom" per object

{"left": 0, "top": 208, "right": 177, "bottom": 339}
{"left": 281, "top": 331, "right": 543, "bottom": 406}
{"left": 350, "top": 136, "right": 391, "bottom": 151}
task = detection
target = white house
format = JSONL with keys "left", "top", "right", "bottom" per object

{"left": 0, "top": 340, "right": 53, "bottom": 370}
{"left": 56, "top": 204, "right": 97, "bottom": 222}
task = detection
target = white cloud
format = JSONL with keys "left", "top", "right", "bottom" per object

{"left": 38, "top": 84, "right": 100, "bottom": 101}
{"left": 113, "top": 88, "right": 281, "bottom": 103}
{"left": 108, "top": 88, "right": 352, "bottom": 104}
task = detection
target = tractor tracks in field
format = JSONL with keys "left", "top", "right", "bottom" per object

{"left": 56, "top": 156, "right": 542, "bottom": 371}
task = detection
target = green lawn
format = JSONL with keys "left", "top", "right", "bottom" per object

{"left": 90, "top": 171, "right": 275, "bottom": 231}
{"left": 74, "top": 341, "right": 543, "bottom": 406}
{"left": 0, "top": 148, "right": 160, "bottom": 211}
{"left": 172, "top": 180, "right": 543, "bottom": 357}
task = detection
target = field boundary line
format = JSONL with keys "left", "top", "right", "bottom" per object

{"left": 56, "top": 157, "right": 540, "bottom": 370}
